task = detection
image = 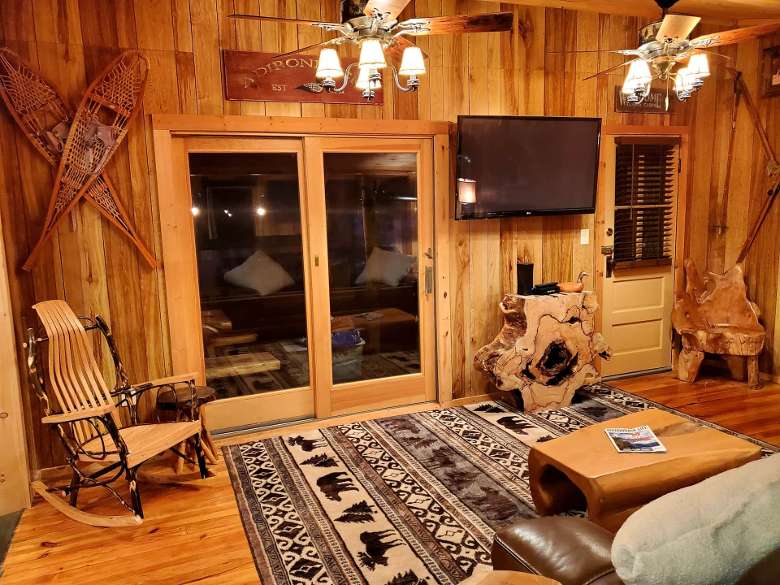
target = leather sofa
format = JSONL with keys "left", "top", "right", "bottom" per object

{"left": 492, "top": 516, "right": 780, "bottom": 585}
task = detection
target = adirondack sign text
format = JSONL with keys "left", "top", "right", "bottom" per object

{"left": 223, "top": 50, "right": 383, "bottom": 105}
{"left": 614, "top": 86, "right": 671, "bottom": 114}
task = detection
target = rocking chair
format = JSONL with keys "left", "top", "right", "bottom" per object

{"left": 24, "top": 300, "right": 210, "bottom": 527}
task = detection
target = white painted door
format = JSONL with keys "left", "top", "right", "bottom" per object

{"left": 600, "top": 135, "right": 682, "bottom": 377}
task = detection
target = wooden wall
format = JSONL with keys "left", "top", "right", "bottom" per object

{"left": 0, "top": 0, "right": 759, "bottom": 471}
{"left": 685, "top": 27, "right": 780, "bottom": 378}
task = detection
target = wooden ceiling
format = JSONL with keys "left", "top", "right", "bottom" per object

{"left": 498, "top": 0, "right": 780, "bottom": 21}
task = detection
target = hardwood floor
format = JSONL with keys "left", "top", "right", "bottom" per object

{"left": 3, "top": 373, "right": 778, "bottom": 584}
{"left": 618, "top": 372, "right": 780, "bottom": 446}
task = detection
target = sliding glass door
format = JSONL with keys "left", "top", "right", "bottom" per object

{"left": 173, "top": 135, "right": 436, "bottom": 431}
{"left": 305, "top": 137, "right": 436, "bottom": 416}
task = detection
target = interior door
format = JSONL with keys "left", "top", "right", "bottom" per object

{"left": 600, "top": 135, "right": 681, "bottom": 377}
{"left": 304, "top": 137, "right": 437, "bottom": 416}
{"left": 178, "top": 137, "right": 317, "bottom": 431}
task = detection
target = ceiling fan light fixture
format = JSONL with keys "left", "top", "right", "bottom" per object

{"left": 624, "top": 60, "right": 652, "bottom": 86}
{"left": 358, "top": 39, "right": 387, "bottom": 70}
{"left": 687, "top": 53, "right": 710, "bottom": 79}
{"left": 398, "top": 46, "right": 426, "bottom": 77}
{"left": 355, "top": 67, "right": 380, "bottom": 89}
{"left": 315, "top": 48, "right": 344, "bottom": 79}
{"left": 674, "top": 67, "right": 698, "bottom": 100}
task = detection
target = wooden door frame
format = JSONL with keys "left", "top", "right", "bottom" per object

{"left": 593, "top": 125, "right": 690, "bottom": 373}
{"left": 151, "top": 115, "right": 454, "bottom": 421}
{"left": 0, "top": 206, "right": 31, "bottom": 513}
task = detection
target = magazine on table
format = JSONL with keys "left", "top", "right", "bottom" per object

{"left": 604, "top": 425, "right": 667, "bottom": 453}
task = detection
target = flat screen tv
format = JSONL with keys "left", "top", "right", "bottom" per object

{"left": 455, "top": 115, "right": 601, "bottom": 220}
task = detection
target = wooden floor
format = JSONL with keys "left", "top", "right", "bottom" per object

{"left": 3, "top": 372, "right": 779, "bottom": 584}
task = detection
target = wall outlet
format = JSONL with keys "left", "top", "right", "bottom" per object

{"left": 580, "top": 228, "right": 590, "bottom": 245}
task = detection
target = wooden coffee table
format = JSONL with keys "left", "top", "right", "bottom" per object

{"left": 460, "top": 570, "right": 561, "bottom": 585}
{"left": 528, "top": 408, "right": 762, "bottom": 532}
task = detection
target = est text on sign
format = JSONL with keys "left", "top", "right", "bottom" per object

{"left": 223, "top": 50, "right": 383, "bottom": 105}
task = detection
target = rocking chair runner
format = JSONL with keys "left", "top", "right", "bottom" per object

{"left": 25, "top": 300, "right": 210, "bottom": 527}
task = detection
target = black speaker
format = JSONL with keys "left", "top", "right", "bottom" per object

{"left": 517, "top": 262, "right": 534, "bottom": 295}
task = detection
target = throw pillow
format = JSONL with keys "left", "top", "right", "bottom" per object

{"left": 223, "top": 249, "right": 294, "bottom": 296}
{"left": 612, "top": 453, "right": 780, "bottom": 585}
{"left": 355, "top": 247, "right": 415, "bottom": 287}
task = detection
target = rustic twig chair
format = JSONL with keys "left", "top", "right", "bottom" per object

{"left": 24, "top": 300, "right": 209, "bottom": 527}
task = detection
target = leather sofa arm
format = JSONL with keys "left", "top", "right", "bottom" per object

{"left": 492, "top": 517, "right": 624, "bottom": 585}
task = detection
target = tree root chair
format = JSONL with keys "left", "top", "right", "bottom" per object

{"left": 24, "top": 300, "right": 210, "bottom": 527}
{"left": 672, "top": 260, "right": 765, "bottom": 387}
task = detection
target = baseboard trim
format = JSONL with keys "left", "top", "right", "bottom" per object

{"left": 446, "top": 393, "right": 503, "bottom": 407}
{"left": 602, "top": 367, "right": 672, "bottom": 382}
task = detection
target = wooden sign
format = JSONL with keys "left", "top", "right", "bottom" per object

{"left": 222, "top": 50, "right": 383, "bottom": 105}
{"left": 614, "top": 86, "right": 671, "bottom": 114}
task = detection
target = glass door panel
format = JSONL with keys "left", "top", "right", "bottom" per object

{"left": 323, "top": 152, "right": 421, "bottom": 384}
{"left": 189, "top": 150, "right": 312, "bottom": 403}
{"left": 305, "top": 136, "right": 436, "bottom": 417}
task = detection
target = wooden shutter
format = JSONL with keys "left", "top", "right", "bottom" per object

{"left": 613, "top": 139, "right": 678, "bottom": 268}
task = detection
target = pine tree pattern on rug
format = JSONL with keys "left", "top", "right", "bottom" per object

{"left": 224, "top": 384, "right": 776, "bottom": 584}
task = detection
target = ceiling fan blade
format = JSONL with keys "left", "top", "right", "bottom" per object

{"left": 398, "top": 12, "right": 513, "bottom": 36}
{"left": 545, "top": 49, "right": 639, "bottom": 55}
{"left": 229, "top": 13, "right": 341, "bottom": 27}
{"left": 364, "top": 0, "right": 413, "bottom": 21}
{"left": 582, "top": 59, "right": 633, "bottom": 81}
{"left": 656, "top": 14, "right": 701, "bottom": 41}
{"left": 270, "top": 40, "right": 336, "bottom": 61}
{"left": 690, "top": 20, "right": 780, "bottom": 49}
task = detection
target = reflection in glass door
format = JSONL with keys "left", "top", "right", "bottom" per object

{"left": 182, "top": 138, "right": 315, "bottom": 431}
{"left": 306, "top": 137, "right": 436, "bottom": 417}
{"left": 323, "top": 152, "right": 421, "bottom": 384}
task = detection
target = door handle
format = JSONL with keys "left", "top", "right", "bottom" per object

{"left": 605, "top": 254, "right": 615, "bottom": 278}
{"left": 424, "top": 266, "right": 433, "bottom": 295}
{"left": 601, "top": 245, "right": 614, "bottom": 278}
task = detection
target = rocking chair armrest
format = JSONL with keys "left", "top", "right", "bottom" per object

{"left": 42, "top": 404, "right": 115, "bottom": 425}
{"left": 144, "top": 372, "right": 199, "bottom": 388}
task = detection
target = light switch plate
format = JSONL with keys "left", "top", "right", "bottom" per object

{"left": 580, "top": 228, "right": 590, "bottom": 245}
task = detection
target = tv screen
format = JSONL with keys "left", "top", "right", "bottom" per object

{"left": 455, "top": 116, "right": 601, "bottom": 220}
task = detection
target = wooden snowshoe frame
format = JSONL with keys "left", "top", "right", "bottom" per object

{"left": 0, "top": 48, "right": 157, "bottom": 270}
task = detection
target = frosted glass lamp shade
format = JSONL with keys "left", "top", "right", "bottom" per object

{"left": 355, "top": 67, "right": 381, "bottom": 90}
{"left": 399, "top": 46, "right": 426, "bottom": 76}
{"left": 675, "top": 67, "right": 695, "bottom": 92}
{"left": 621, "top": 59, "right": 652, "bottom": 94}
{"left": 457, "top": 178, "right": 477, "bottom": 204}
{"left": 316, "top": 48, "right": 343, "bottom": 79}
{"left": 688, "top": 53, "right": 710, "bottom": 78}
{"left": 359, "top": 39, "right": 386, "bottom": 69}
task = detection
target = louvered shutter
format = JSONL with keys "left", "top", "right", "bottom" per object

{"left": 613, "top": 138, "right": 678, "bottom": 268}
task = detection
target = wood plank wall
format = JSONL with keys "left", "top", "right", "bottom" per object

{"left": 686, "top": 27, "right": 780, "bottom": 378}
{"left": 0, "top": 0, "right": 766, "bottom": 471}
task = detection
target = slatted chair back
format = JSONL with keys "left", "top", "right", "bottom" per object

{"left": 32, "top": 300, "right": 117, "bottom": 444}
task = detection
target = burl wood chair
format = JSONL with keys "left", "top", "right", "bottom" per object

{"left": 672, "top": 260, "right": 765, "bottom": 387}
{"left": 24, "top": 300, "right": 210, "bottom": 527}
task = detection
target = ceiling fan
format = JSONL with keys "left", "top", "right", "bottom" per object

{"left": 588, "top": 0, "right": 780, "bottom": 106}
{"left": 230, "top": 0, "right": 513, "bottom": 101}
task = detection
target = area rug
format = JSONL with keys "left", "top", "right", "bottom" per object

{"left": 224, "top": 384, "right": 776, "bottom": 584}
